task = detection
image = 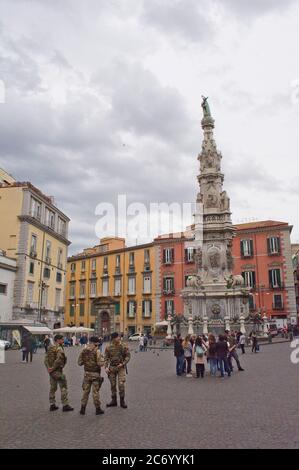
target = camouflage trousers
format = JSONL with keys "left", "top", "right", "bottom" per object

{"left": 81, "top": 372, "right": 103, "bottom": 408}
{"left": 49, "top": 370, "right": 69, "bottom": 406}
{"left": 108, "top": 366, "right": 126, "bottom": 398}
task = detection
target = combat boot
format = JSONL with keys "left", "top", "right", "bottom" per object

{"left": 49, "top": 404, "right": 59, "bottom": 411}
{"left": 62, "top": 404, "right": 74, "bottom": 412}
{"left": 96, "top": 407, "right": 105, "bottom": 415}
{"left": 79, "top": 405, "right": 86, "bottom": 415}
{"left": 106, "top": 397, "right": 117, "bottom": 407}
{"left": 120, "top": 397, "right": 127, "bottom": 409}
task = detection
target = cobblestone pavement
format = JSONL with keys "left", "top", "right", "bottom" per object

{"left": 1, "top": 341, "right": 299, "bottom": 449}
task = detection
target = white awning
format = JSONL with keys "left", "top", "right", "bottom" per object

{"left": 155, "top": 321, "right": 168, "bottom": 326}
{"left": 24, "top": 326, "right": 52, "bottom": 335}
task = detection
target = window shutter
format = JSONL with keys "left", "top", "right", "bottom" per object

{"left": 240, "top": 241, "right": 244, "bottom": 257}
{"left": 184, "top": 249, "right": 187, "bottom": 262}
{"left": 277, "top": 237, "right": 281, "bottom": 254}
{"left": 267, "top": 238, "right": 271, "bottom": 254}
{"left": 134, "top": 301, "right": 137, "bottom": 313}
{"left": 171, "top": 248, "right": 174, "bottom": 263}
{"left": 150, "top": 300, "right": 152, "bottom": 313}
{"left": 163, "top": 249, "right": 166, "bottom": 263}
{"left": 127, "top": 302, "right": 129, "bottom": 314}
{"left": 142, "top": 301, "right": 144, "bottom": 315}
{"left": 252, "top": 271, "right": 256, "bottom": 288}
{"left": 250, "top": 240, "right": 254, "bottom": 256}
{"left": 277, "top": 269, "right": 281, "bottom": 287}
{"left": 268, "top": 270, "right": 272, "bottom": 287}
{"left": 165, "top": 301, "right": 168, "bottom": 315}
{"left": 241, "top": 272, "right": 245, "bottom": 284}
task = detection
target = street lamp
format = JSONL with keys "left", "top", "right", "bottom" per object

{"left": 38, "top": 281, "right": 47, "bottom": 324}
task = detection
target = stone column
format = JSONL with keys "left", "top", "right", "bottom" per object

{"left": 188, "top": 316, "right": 194, "bottom": 335}
{"left": 224, "top": 315, "right": 230, "bottom": 332}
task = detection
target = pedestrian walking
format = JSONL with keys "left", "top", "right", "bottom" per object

{"left": 24, "top": 335, "right": 34, "bottom": 362}
{"left": 216, "top": 334, "right": 231, "bottom": 378}
{"left": 105, "top": 332, "right": 131, "bottom": 408}
{"left": 44, "top": 335, "right": 50, "bottom": 353}
{"left": 139, "top": 334, "right": 144, "bottom": 352}
{"left": 239, "top": 332, "right": 246, "bottom": 353}
{"left": 143, "top": 334, "right": 148, "bottom": 351}
{"left": 226, "top": 331, "right": 244, "bottom": 372}
{"left": 182, "top": 335, "right": 193, "bottom": 377}
{"left": 174, "top": 334, "right": 184, "bottom": 376}
{"left": 250, "top": 331, "right": 258, "bottom": 353}
{"left": 78, "top": 336, "right": 105, "bottom": 415}
{"left": 207, "top": 333, "right": 218, "bottom": 376}
{"left": 44, "top": 334, "right": 74, "bottom": 412}
{"left": 193, "top": 336, "right": 206, "bottom": 378}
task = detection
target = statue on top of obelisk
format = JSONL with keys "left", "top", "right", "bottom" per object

{"left": 201, "top": 95, "right": 211, "bottom": 118}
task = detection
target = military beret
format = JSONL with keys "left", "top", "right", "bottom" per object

{"left": 89, "top": 336, "right": 100, "bottom": 343}
{"left": 54, "top": 334, "right": 64, "bottom": 341}
{"left": 111, "top": 332, "right": 119, "bottom": 340}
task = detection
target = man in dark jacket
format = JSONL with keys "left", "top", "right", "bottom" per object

{"left": 174, "top": 334, "right": 184, "bottom": 376}
{"left": 216, "top": 335, "right": 231, "bottom": 377}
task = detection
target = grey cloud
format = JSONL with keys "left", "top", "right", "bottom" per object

{"left": 141, "top": 0, "right": 212, "bottom": 42}
{"left": 221, "top": 0, "right": 297, "bottom": 17}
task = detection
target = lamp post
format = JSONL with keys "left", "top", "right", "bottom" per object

{"left": 38, "top": 281, "right": 47, "bottom": 324}
{"left": 71, "top": 299, "right": 79, "bottom": 326}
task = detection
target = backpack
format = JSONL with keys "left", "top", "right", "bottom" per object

{"left": 196, "top": 346, "right": 204, "bottom": 358}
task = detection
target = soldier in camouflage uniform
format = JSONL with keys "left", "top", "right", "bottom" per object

{"left": 78, "top": 336, "right": 105, "bottom": 415}
{"left": 105, "top": 332, "right": 131, "bottom": 408}
{"left": 44, "top": 334, "right": 74, "bottom": 412}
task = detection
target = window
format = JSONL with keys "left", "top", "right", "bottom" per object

{"left": 249, "top": 295, "right": 255, "bottom": 310}
{"left": 185, "top": 247, "right": 194, "bottom": 263}
{"left": 129, "top": 252, "right": 135, "bottom": 266}
{"left": 103, "top": 256, "right": 108, "bottom": 270}
{"left": 29, "top": 262, "right": 34, "bottom": 275}
{"left": 114, "top": 278, "right": 121, "bottom": 296}
{"left": 45, "top": 241, "right": 51, "bottom": 262}
{"left": 142, "top": 300, "right": 152, "bottom": 318}
{"left": 30, "top": 197, "right": 41, "bottom": 220}
{"left": 80, "top": 281, "right": 86, "bottom": 298}
{"left": 165, "top": 300, "right": 174, "bottom": 315}
{"left": 79, "top": 303, "right": 85, "bottom": 316}
{"left": 116, "top": 255, "right": 121, "bottom": 268}
{"left": 0, "top": 283, "right": 7, "bottom": 295}
{"left": 55, "top": 289, "right": 61, "bottom": 309}
{"left": 58, "top": 217, "right": 66, "bottom": 236}
{"left": 273, "top": 294, "right": 283, "bottom": 309}
{"left": 269, "top": 269, "right": 282, "bottom": 288}
{"left": 57, "top": 248, "right": 63, "bottom": 268}
{"left": 241, "top": 271, "right": 256, "bottom": 288}
{"left": 70, "top": 304, "right": 75, "bottom": 317}
{"left": 43, "top": 267, "right": 51, "bottom": 279}
{"left": 115, "top": 302, "right": 120, "bottom": 315}
{"left": 45, "top": 208, "right": 55, "bottom": 229}
{"left": 91, "top": 259, "right": 96, "bottom": 271}
{"left": 128, "top": 276, "right": 136, "bottom": 295}
{"left": 240, "top": 239, "right": 254, "bottom": 257}
{"left": 164, "top": 277, "right": 174, "bottom": 292}
{"left": 143, "top": 275, "right": 151, "bottom": 293}
{"left": 102, "top": 279, "right": 109, "bottom": 296}
{"left": 267, "top": 237, "right": 280, "bottom": 255}
{"left": 71, "top": 263, "right": 76, "bottom": 273}
{"left": 30, "top": 235, "right": 37, "bottom": 255}
{"left": 56, "top": 272, "right": 62, "bottom": 283}
{"left": 90, "top": 280, "right": 96, "bottom": 297}
{"left": 81, "top": 260, "right": 86, "bottom": 271}
{"left": 127, "top": 301, "right": 136, "bottom": 318}
{"left": 70, "top": 282, "right": 75, "bottom": 298}
{"left": 144, "top": 249, "right": 150, "bottom": 265}
{"left": 163, "top": 248, "right": 174, "bottom": 264}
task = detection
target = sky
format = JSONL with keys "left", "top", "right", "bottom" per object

{"left": 0, "top": 0, "right": 299, "bottom": 254}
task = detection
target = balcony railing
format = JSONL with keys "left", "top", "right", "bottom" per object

{"left": 270, "top": 283, "right": 284, "bottom": 290}
{"left": 163, "top": 289, "right": 175, "bottom": 295}
{"left": 272, "top": 303, "right": 284, "bottom": 310}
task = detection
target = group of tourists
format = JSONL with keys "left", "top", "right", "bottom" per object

{"left": 174, "top": 330, "right": 247, "bottom": 378}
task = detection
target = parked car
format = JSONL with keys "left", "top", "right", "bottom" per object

{"left": 128, "top": 333, "right": 141, "bottom": 341}
{"left": 0, "top": 339, "right": 11, "bottom": 350}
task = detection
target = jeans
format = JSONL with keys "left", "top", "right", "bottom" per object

{"left": 240, "top": 344, "right": 245, "bottom": 354}
{"left": 196, "top": 363, "right": 205, "bottom": 378}
{"left": 176, "top": 355, "right": 185, "bottom": 375}
{"left": 228, "top": 350, "right": 242, "bottom": 371}
{"left": 218, "top": 357, "right": 230, "bottom": 377}
{"left": 185, "top": 356, "right": 192, "bottom": 374}
{"left": 209, "top": 357, "right": 218, "bottom": 376}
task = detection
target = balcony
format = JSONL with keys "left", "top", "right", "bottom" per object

{"left": 127, "top": 291, "right": 136, "bottom": 296}
{"left": 128, "top": 265, "right": 135, "bottom": 273}
{"left": 272, "top": 303, "right": 284, "bottom": 310}
{"left": 163, "top": 289, "right": 175, "bottom": 295}
{"left": 57, "top": 262, "right": 63, "bottom": 270}
{"left": 144, "top": 263, "right": 151, "bottom": 271}
{"left": 143, "top": 290, "right": 152, "bottom": 295}
{"left": 115, "top": 267, "right": 121, "bottom": 275}
{"left": 241, "top": 253, "right": 254, "bottom": 259}
{"left": 270, "top": 283, "right": 284, "bottom": 290}
{"left": 45, "top": 257, "right": 52, "bottom": 265}
{"left": 114, "top": 291, "right": 121, "bottom": 297}
{"left": 30, "top": 250, "right": 37, "bottom": 258}
{"left": 268, "top": 250, "right": 281, "bottom": 256}
{"left": 30, "top": 210, "right": 41, "bottom": 221}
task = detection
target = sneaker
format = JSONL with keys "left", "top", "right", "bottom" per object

{"left": 186, "top": 373, "right": 193, "bottom": 378}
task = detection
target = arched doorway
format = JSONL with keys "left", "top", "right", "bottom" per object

{"left": 100, "top": 310, "right": 110, "bottom": 338}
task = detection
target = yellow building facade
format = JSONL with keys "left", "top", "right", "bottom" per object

{"left": 66, "top": 237, "right": 157, "bottom": 337}
{"left": 0, "top": 175, "right": 70, "bottom": 327}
